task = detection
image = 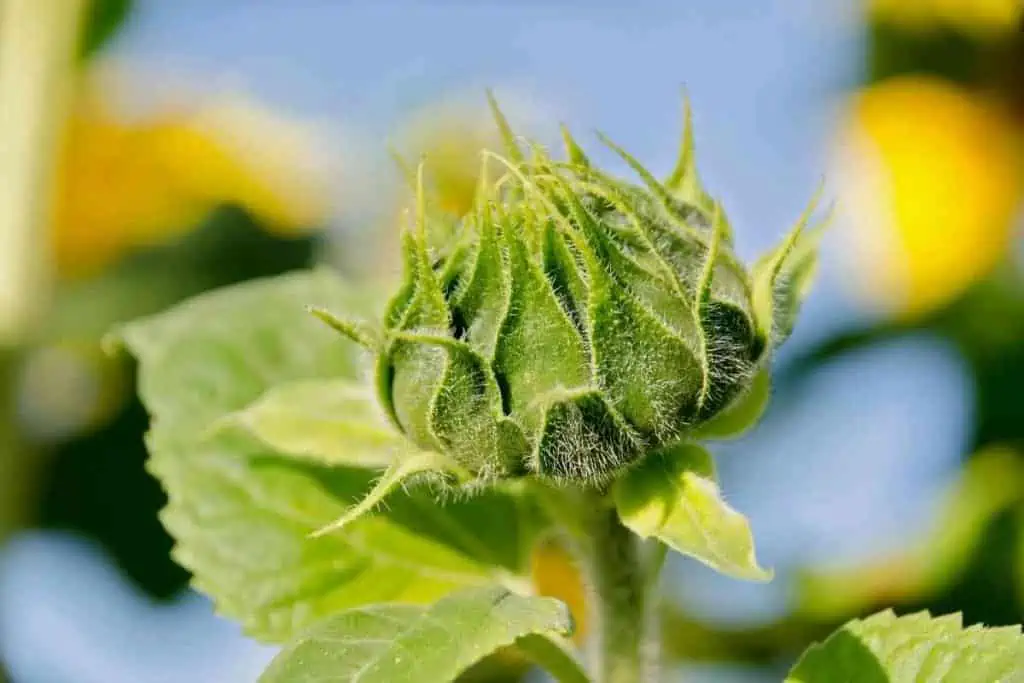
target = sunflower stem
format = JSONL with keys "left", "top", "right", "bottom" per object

{"left": 581, "top": 493, "right": 659, "bottom": 683}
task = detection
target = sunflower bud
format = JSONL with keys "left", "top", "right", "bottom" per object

{"left": 327, "top": 97, "right": 823, "bottom": 486}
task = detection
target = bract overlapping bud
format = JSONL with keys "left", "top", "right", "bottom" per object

{"left": 324, "top": 96, "right": 824, "bottom": 487}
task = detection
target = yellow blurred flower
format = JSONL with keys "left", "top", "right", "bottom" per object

{"left": 870, "top": 0, "right": 1022, "bottom": 35}
{"left": 356, "top": 93, "right": 541, "bottom": 284}
{"left": 835, "top": 76, "right": 1023, "bottom": 318}
{"left": 52, "top": 73, "right": 331, "bottom": 278}
{"left": 397, "top": 97, "right": 510, "bottom": 218}
{"left": 530, "top": 536, "right": 589, "bottom": 642}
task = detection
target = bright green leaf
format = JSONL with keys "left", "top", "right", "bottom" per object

{"left": 112, "top": 270, "right": 542, "bottom": 642}
{"left": 613, "top": 443, "right": 771, "bottom": 581}
{"left": 258, "top": 585, "right": 583, "bottom": 683}
{"left": 215, "top": 378, "right": 399, "bottom": 468}
{"left": 787, "top": 610, "right": 1024, "bottom": 683}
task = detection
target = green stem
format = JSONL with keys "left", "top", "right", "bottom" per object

{"left": 582, "top": 497, "right": 658, "bottom": 683}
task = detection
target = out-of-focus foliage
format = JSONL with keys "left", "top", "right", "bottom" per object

{"left": 870, "top": 0, "right": 1023, "bottom": 35}
{"left": 795, "top": 447, "right": 1023, "bottom": 620}
{"left": 78, "top": 0, "right": 132, "bottom": 59}
{"left": 0, "top": 0, "right": 343, "bottom": 616}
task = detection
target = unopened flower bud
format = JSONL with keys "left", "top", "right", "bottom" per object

{"left": 327, "top": 97, "right": 824, "bottom": 486}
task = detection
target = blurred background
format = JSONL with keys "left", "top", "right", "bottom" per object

{"left": 0, "top": 1, "right": 1022, "bottom": 681}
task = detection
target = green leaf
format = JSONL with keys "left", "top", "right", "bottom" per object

{"left": 786, "top": 610, "right": 1024, "bottom": 683}
{"left": 214, "top": 378, "right": 399, "bottom": 468}
{"left": 692, "top": 367, "right": 771, "bottom": 440}
{"left": 613, "top": 443, "right": 771, "bottom": 581}
{"left": 79, "top": 0, "right": 133, "bottom": 59}
{"left": 112, "top": 270, "right": 541, "bottom": 642}
{"left": 258, "top": 586, "right": 584, "bottom": 683}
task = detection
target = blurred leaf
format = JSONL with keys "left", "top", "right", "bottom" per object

{"left": 869, "top": 0, "right": 1022, "bottom": 39}
{"left": 48, "top": 208, "right": 318, "bottom": 342}
{"left": 796, "top": 447, "right": 1023, "bottom": 620}
{"left": 786, "top": 609, "right": 1024, "bottom": 682}
{"left": 114, "top": 271, "right": 542, "bottom": 641}
{"left": 79, "top": 0, "right": 133, "bottom": 59}
{"left": 216, "top": 378, "right": 399, "bottom": 468}
{"left": 259, "top": 586, "right": 583, "bottom": 683}
{"left": 868, "top": 23, "right": 988, "bottom": 85}
{"left": 613, "top": 443, "right": 771, "bottom": 581}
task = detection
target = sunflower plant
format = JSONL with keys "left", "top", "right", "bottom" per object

{"left": 110, "top": 96, "right": 1024, "bottom": 683}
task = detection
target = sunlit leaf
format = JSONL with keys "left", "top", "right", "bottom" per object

{"left": 787, "top": 609, "right": 1024, "bottom": 682}
{"left": 113, "top": 270, "right": 541, "bottom": 642}
{"left": 613, "top": 443, "right": 771, "bottom": 581}
{"left": 258, "top": 586, "right": 585, "bottom": 683}
{"left": 215, "top": 378, "right": 398, "bottom": 469}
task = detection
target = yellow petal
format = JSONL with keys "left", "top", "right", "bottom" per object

{"left": 835, "top": 76, "right": 1023, "bottom": 318}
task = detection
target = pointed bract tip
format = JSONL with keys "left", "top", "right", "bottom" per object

{"left": 414, "top": 159, "right": 428, "bottom": 238}
{"left": 386, "top": 143, "right": 417, "bottom": 190}
{"left": 559, "top": 123, "right": 590, "bottom": 168}
{"left": 485, "top": 89, "right": 524, "bottom": 163}
{"left": 308, "top": 306, "right": 378, "bottom": 350}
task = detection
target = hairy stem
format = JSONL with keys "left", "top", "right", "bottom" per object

{"left": 582, "top": 496, "right": 658, "bottom": 683}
